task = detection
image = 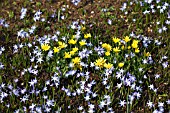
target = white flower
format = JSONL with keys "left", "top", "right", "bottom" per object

{"left": 88, "top": 104, "right": 95, "bottom": 109}
{"left": 142, "top": 59, "right": 148, "bottom": 64}
{"left": 108, "top": 19, "right": 112, "bottom": 25}
{"left": 116, "top": 82, "right": 122, "bottom": 89}
{"left": 84, "top": 94, "right": 91, "bottom": 101}
{"left": 138, "top": 68, "right": 143, "bottom": 72}
{"left": 88, "top": 109, "right": 94, "bottom": 113}
{"left": 46, "top": 99, "right": 54, "bottom": 107}
{"left": 99, "top": 100, "right": 106, "bottom": 109}
{"left": 119, "top": 100, "right": 126, "bottom": 107}
{"left": 148, "top": 84, "right": 154, "bottom": 90}
{"left": 153, "top": 109, "right": 159, "bottom": 113}
{"left": 78, "top": 106, "right": 83, "bottom": 110}
{"left": 102, "top": 80, "right": 107, "bottom": 85}
{"left": 36, "top": 57, "right": 43, "bottom": 64}
{"left": 166, "top": 99, "right": 170, "bottom": 104}
{"left": 147, "top": 101, "right": 154, "bottom": 108}
{"left": 116, "top": 72, "right": 122, "bottom": 79}
{"left": 155, "top": 74, "right": 160, "bottom": 79}
{"left": 77, "top": 88, "right": 82, "bottom": 95}
{"left": 29, "top": 103, "right": 36, "bottom": 110}
{"left": 158, "top": 102, "right": 164, "bottom": 107}
{"left": 92, "top": 92, "right": 98, "bottom": 98}
{"left": 162, "top": 62, "right": 168, "bottom": 68}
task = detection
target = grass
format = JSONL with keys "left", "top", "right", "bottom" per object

{"left": 0, "top": 0, "right": 170, "bottom": 113}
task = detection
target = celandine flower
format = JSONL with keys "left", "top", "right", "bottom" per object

{"left": 53, "top": 47, "right": 60, "bottom": 53}
{"left": 64, "top": 52, "right": 71, "bottom": 58}
{"left": 118, "top": 62, "right": 124, "bottom": 68}
{"left": 112, "top": 37, "right": 120, "bottom": 43}
{"left": 41, "top": 43, "right": 50, "bottom": 51}
{"left": 123, "top": 36, "right": 131, "bottom": 42}
{"left": 94, "top": 57, "right": 106, "bottom": 68}
{"left": 72, "top": 47, "right": 78, "bottom": 52}
{"left": 81, "top": 26, "right": 86, "bottom": 31}
{"left": 104, "top": 63, "right": 113, "bottom": 69}
{"left": 68, "top": 39, "right": 77, "bottom": 45}
{"left": 72, "top": 57, "right": 81, "bottom": 65}
{"left": 79, "top": 40, "right": 86, "bottom": 46}
{"left": 105, "top": 51, "right": 110, "bottom": 56}
{"left": 58, "top": 41, "right": 67, "bottom": 49}
{"left": 135, "top": 48, "right": 140, "bottom": 53}
{"left": 84, "top": 33, "right": 91, "bottom": 39}
{"left": 113, "top": 47, "right": 121, "bottom": 53}
{"left": 131, "top": 40, "right": 139, "bottom": 49}
{"left": 105, "top": 44, "right": 112, "bottom": 51}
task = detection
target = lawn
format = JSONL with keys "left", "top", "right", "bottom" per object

{"left": 0, "top": 0, "right": 169, "bottom": 113}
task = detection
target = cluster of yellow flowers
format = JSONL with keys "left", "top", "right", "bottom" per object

{"left": 131, "top": 40, "right": 140, "bottom": 53}
{"left": 64, "top": 47, "right": 79, "bottom": 58}
{"left": 53, "top": 41, "right": 67, "bottom": 53}
{"left": 41, "top": 41, "right": 68, "bottom": 53}
{"left": 102, "top": 43, "right": 112, "bottom": 56}
{"left": 41, "top": 34, "right": 143, "bottom": 71}
{"left": 102, "top": 43, "right": 112, "bottom": 51}
{"left": 94, "top": 57, "right": 124, "bottom": 69}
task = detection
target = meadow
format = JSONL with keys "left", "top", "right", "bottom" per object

{"left": 0, "top": 0, "right": 169, "bottom": 112}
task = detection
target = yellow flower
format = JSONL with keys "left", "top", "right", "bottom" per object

{"left": 84, "top": 33, "right": 91, "bottom": 39}
{"left": 79, "top": 40, "right": 86, "bottom": 46}
{"left": 58, "top": 41, "right": 63, "bottom": 46}
{"left": 123, "top": 36, "right": 131, "bottom": 42}
{"left": 70, "top": 51, "right": 76, "bottom": 55}
{"left": 113, "top": 47, "right": 121, "bottom": 53}
{"left": 118, "top": 42, "right": 121, "bottom": 46}
{"left": 68, "top": 39, "right": 77, "bottom": 45}
{"left": 112, "top": 37, "right": 120, "bottom": 43}
{"left": 131, "top": 42, "right": 138, "bottom": 49}
{"left": 53, "top": 47, "right": 60, "bottom": 53}
{"left": 105, "top": 51, "right": 110, "bottom": 56}
{"left": 128, "top": 46, "right": 131, "bottom": 49}
{"left": 102, "top": 43, "right": 107, "bottom": 48}
{"left": 121, "top": 45, "right": 125, "bottom": 50}
{"left": 133, "top": 40, "right": 139, "bottom": 44}
{"left": 131, "top": 40, "right": 139, "bottom": 48}
{"left": 104, "top": 63, "right": 113, "bottom": 69}
{"left": 41, "top": 43, "right": 50, "bottom": 51}
{"left": 131, "top": 40, "right": 139, "bottom": 49}
{"left": 81, "top": 26, "right": 86, "bottom": 31}
{"left": 72, "top": 35, "right": 76, "bottom": 39}
{"left": 58, "top": 41, "right": 67, "bottom": 49}
{"left": 64, "top": 52, "right": 71, "bottom": 58}
{"left": 94, "top": 57, "right": 106, "bottom": 68}
{"left": 135, "top": 48, "right": 140, "bottom": 53}
{"left": 72, "top": 57, "right": 81, "bottom": 64}
{"left": 102, "top": 43, "right": 112, "bottom": 51}
{"left": 76, "top": 64, "right": 82, "bottom": 71}
{"left": 145, "top": 52, "right": 151, "bottom": 57}
{"left": 118, "top": 62, "right": 124, "bottom": 68}
{"left": 72, "top": 47, "right": 78, "bottom": 52}
{"left": 105, "top": 44, "right": 112, "bottom": 51}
